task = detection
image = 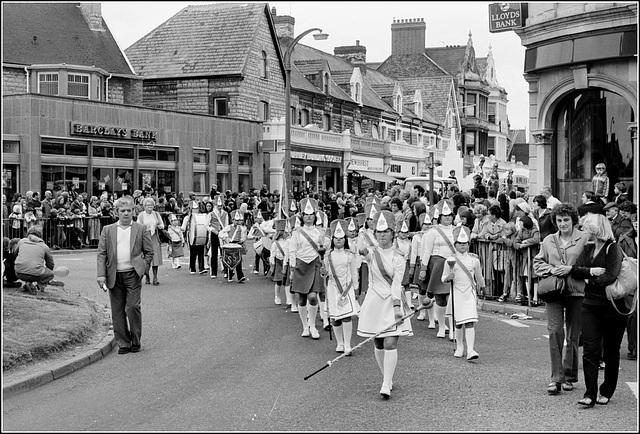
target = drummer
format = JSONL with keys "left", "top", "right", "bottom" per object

{"left": 248, "top": 210, "right": 275, "bottom": 276}
{"left": 206, "top": 195, "right": 229, "bottom": 279}
{"left": 219, "top": 210, "right": 248, "bottom": 283}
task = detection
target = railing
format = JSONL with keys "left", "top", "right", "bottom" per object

{"left": 2, "top": 212, "right": 189, "bottom": 250}
{"left": 351, "top": 137, "right": 385, "bottom": 153}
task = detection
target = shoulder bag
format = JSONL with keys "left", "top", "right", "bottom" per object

{"left": 605, "top": 244, "right": 638, "bottom": 315}
{"left": 537, "top": 234, "right": 566, "bottom": 302}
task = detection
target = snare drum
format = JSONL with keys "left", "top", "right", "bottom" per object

{"left": 221, "top": 243, "right": 243, "bottom": 270}
{"left": 189, "top": 214, "right": 208, "bottom": 246}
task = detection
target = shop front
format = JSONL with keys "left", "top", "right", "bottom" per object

{"left": 291, "top": 149, "right": 342, "bottom": 197}
{"left": 347, "top": 154, "right": 396, "bottom": 194}
{"left": 388, "top": 159, "right": 418, "bottom": 182}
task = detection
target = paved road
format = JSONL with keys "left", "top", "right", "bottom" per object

{"left": 2, "top": 250, "right": 638, "bottom": 431}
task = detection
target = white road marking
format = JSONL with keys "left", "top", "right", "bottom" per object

{"left": 627, "top": 382, "right": 638, "bottom": 399}
{"left": 501, "top": 319, "right": 530, "bottom": 328}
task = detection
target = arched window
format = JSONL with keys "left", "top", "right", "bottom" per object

{"left": 354, "top": 82, "right": 361, "bottom": 104}
{"left": 323, "top": 73, "right": 330, "bottom": 94}
{"left": 259, "top": 51, "right": 268, "bottom": 79}
{"left": 396, "top": 94, "right": 402, "bottom": 114}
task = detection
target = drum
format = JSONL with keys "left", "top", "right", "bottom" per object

{"left": 189, "top": 214, "right": 208, "bottom": 246}
{"left": 221, "top": 243, "right": 243, "bottom": 270}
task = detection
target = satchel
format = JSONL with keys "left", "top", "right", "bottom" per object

{"left": 538, "top": 234, "right": 566, "bottom": 302}
{"left": 604, "top": 246, "right": 638, "bottom": 315}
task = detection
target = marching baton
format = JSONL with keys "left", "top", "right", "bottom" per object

{"left": 304, "top": 300, "right": 434, "bottom": 380}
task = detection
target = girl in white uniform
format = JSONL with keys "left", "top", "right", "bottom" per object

{"left": 324, "top": 219, "right": 360, "bottom": 354}
{"left": 357, "top": 210, "right": 413, "bottom": 400}
{"left": 441, "top": 225, "right": 486, "bottom": 361}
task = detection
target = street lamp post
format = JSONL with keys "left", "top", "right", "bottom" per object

{"left": 428, "top": 151, "right": 435, "bottom": 205}
{"left": 283, "top": 28, "right": 328, "bottom": 201}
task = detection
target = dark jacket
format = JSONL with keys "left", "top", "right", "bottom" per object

{"left": 610, "top": 214, "right": 634, "bottom": 241}
{"left": 535, "top": 209, "right": 557, "bottom": 242}
{"left": 571, "top": 240, "right": 623, "bottom": 306}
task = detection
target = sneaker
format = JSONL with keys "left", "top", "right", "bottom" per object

{"left": 309, "top": 327, "right": 320, "bottom": 339}
{"left": 210, "top": 275, "right": 217, "bottom": 279}
{"left": 498, "top": 294, "right": 508, "bottom": 302}
{"left": 454, "top": 348, "right": 464, "bottom": 358}
{"left": 228, "top": 276, "right": 233, "bottom": 283}
{"left": 252, "top": 270, "right": 259, "bottom": 274}
{"left": 291, "top": 305, "right": 299, "bottom": 313}
{"left": 238, "top": 277, "right": 247, "bottom": 283}
{"left": 199, "top": 270, "right": 207, "bottom": 275}
{"left": 466, "top": 350, "right": 479, "bottom": 361}
{"left": 416, "top": 311, "right": 427, "bottom": 321}
{"left": 177, "top": 265, "right": 181, "bottom": 269}
{"left": 190, "top": 271, "right": 196, "bottom": 275}
{"left": 274, "top": 297, "right": 282, "bottom": 305}
{"left": 301, "top": 328, "right": 310, "bottom": 337}
{"left": 49, "top": 280, "right": 65, "bottom": 287}
{"left": 437, "top": 329, "right": 446, "bottom": 338}
{"left": 562, "top": 381, "right": 574, "bottom": 391}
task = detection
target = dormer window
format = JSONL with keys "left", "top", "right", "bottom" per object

{"left": 32, "top": 65, "right": 107, "bottom": 101}
{"left": 354, "top": 82, "right": 361, "bottom": 104}
{"left": 68, "top": 73, "right": 90, "bottom": 98}
{"left": 395, "top": 94, "right": 402, "bottom": 115}
{"left": 323, "top": 72, "right": 330, "bottom": 94}
{"left": 38, "top": 72, "right": 59, "bottom": 95}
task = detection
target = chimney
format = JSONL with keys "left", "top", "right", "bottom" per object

{"left": 391, "top": 18, "right": 425, "bottom": 56}
{"left": 79, "top": 3, "right": 104, "bottom": 32}
{"left": 271, "top": 7, "right": 295, "bottom": 39}
{"left": 334, "top": 40, "right": 367, "bottom": 65}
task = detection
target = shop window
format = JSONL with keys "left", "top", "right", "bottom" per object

{"left": 66, "top": 143, "right": 88, "bottom": 156}
{"left": 258, "top": 100, "right": 270, "bottom": 121}
{"left": 193, "top": 149, "right": 209, "bottom": 164}
{"left": 259, "top": 51, "right": 268, "bottom": 79}
{"left": 158, "top": 170, "right": 176, "bottom": 195}
{"left": 93, "top": 145, "right": 114, "bottom": 158}
{"left": 211, "top": 97, "right": 228, "bottom": 116}
{"left": 114, "top": 147, "right": 134, "bottom": 159}
{"left": 157, "top": 149, "right": 176, "bottom": 162}
{"left": 3, "top": 164, "right": 18, "bottom": 201}
{"left": 217, "top": 152, "right": 230, "bottom": 165}
{"left": 67, "top": 73, "right": 90, "bottom": 98}
{"left": 238, "top": 154, "right": 252, "bottom": 166}
{"left": 114, "top": 169, "right": 133, "bottom": 195}
{"left": 139, "top": 170, "right": 156, "bottom": 191}
{"left": 41, "top": 141, "right": 65, "bottom": 155}
{"left": 42, "top": 165, "right": 64, "bottom": 193}
{"left": 37, "top": 72, "right": 58, "bottom": 96}
{"left": 65, "top": 166, "right": 88, "bottom": 195}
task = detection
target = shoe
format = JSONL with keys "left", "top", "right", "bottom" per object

{"left": 628, "top": 350, "right": 637, "bottom": 360}
{"left": 49, "top": 280, "right": 65, "bottom": 287}
{"left": 177, "top": 265, "right": 182, "bottom": 269}
{"left": 335, "top": 344, "right": 345, "bottom": 353}
{"left": 310, "top": 327, "right": 320, "bottom": 339}
{"left": 228, "top": 276, "right": 233, "bottom": 283}
{"left": 466, "top": 350, "right": 479, "bottom": 361}
{"left": 498, "top": 294, "right": 508, "bottom": 302}
{"left": 301, "top": 328, "right": 310, "bottom": 337}
{"left": 596, "top": 395, "right": 610, "bottom": 405}
{"left": 562, "top": 381, "right": 574, "bottom": 391}
{"left": 238, "top": 277, "right": 247, "bottom": 283}
{"left": 210, "top": 275, "right": 217, "bottom": 279}
{"left": 323, "top": 320, "right": 331, "bottom": 331}
{"left": 417, "top": 311, "right": 426, "bottom": 321}
{"left": 252, "top": 270, "right": 259, "bottom": 274}
{"left": 153, "top": 279, "right": 159, "bottom": 286}
{"left": 118, "top": 346, "right": 131, "bottom": 355}
{"left": 291, "top": 305, "right": 299, "bottom": 313}
{"left": 514, "top": 295, "right": 523, "bottom": 303}
{"left": 599, "top": 361, "right": 606, "bottom": 370}
{"left": 53, "top": 245, "right": 60, "bottom": 250}
{"left": 4, "top": 281, "right": 21, "bottom": 288}
{"left": 145, "top": 277, "right": 151, "bottom": 284}
{"left": 344, "top": 346, "right": 352, "bottom": 356}
{"left": 437, "top": 329, "right": 446, "bottom": 338}
{"left": 454, "top": 348, "right": 464, "bottom": 358}
{"left": 190, "top": 271, "right": 196, "bottom": 275}
{"left": 379, "top": 385, "right": 391, "bottom": 400}
{"left": 427, "top": 323, "right": 436, "bottom": 329}
{"left": 263, "top": 270, "right": 269, "bottom": 276}
{"left": 274, "top": 297, "right": 282, "bottom": 305}
{"left": 577, "top": 397, "right": 595, "bottom": 408}
{"left": 130, "top": 344, "right": 141, "bottom": 353}
{"left": 547, "top": 382, "right": 561, "bottom": 395}
{"left": 223, "top": 273, "right": 227, "bottom": 278}
{"left": 199, "top": 270, "right": 207, "bottom": 275}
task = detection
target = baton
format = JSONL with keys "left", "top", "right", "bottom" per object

{"left": 304, "top": 302, "right": 432, "bottom": 380}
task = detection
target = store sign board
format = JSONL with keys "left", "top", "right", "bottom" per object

{"left": 70, "top": 122, "right": 158, "bottom": 141}
{"left": 488, "top": 3, "right": 525, "bottom": 33}
{"left": 291, "top": 151, "right": 342, "bottom": 163}
{"left": 389, "top": 161, "right": 417, "bottom": 177}
{"left": 349, "top": 156, "right": 384, "bottom": 172}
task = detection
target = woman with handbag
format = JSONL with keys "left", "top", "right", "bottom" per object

{"left": 570, "top": 213, "right": 625, "bottom": 407}
{"left": 533, "top": 203, "right": 587, "bottom": 396}
{"left": 137, "top": 197, "right": 164, "bottom": 285}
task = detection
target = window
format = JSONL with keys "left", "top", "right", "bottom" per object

{"left": 381, "top": 125, "right": 387, "bottom": 139}
{"left": 396, "top": 95, "right": 402, "bottom": 114}
{"left": 300, "top": 109, "right": 310, "bottom": 126}
{"left": 41, "top": 141, "right": 65, "bottom": 155}
{"left": 211, "top": 97, "right": 228, "bottom": 116}
{"left": 193, "top": 150, "right": 209, "bottom": 164}
{"left": 291, "top": 106, "right": 298, "bottom": 124}
{"left": 114, "top": 147, "right": 134, "bottom": 159}
{"left": 238, "top": 154, "right": 252, "bottom": 166}
{"left": 217, "top": 173, "right": 230, "bottom": 192}
{"left": 464, "top": 131, "right": 476, "bottom": 156}
{"left": 93, "top": 145, "right": 113, "bottom": 158}
{"left": 323, "top": 73, "right": 330, "bottom": 94}
{"left": 354, "top": 82, "right": 361, "bottom": 104}
{"left": 478, "top": 95, "right": 488, "bottom": 121}
{"left": 157, "top": 149, "right": 176, "bottom": 161}
{"left": 322, "top": 113, "right": 331, "bottom": 131}
{"left": 217, "top": 152, "right": 230, "bottom": 165}
{"left": 68, "top": 73, "right": 89, "bottom": 98}
{"left": 487, "top": 136, "right": 495, "bottom": 157}
{"left": 258, "top": 100, "right": 270, "bottom": 121}
{"left": 415, "top": 101, "right": 423, "bottom": 117}
{"left": 371, "top": 124, "right": 379, "bottom": 139}
{"left": 259, "top": 51, "right": 268, "bottom": 79}
{"left": 488, "top": 102, "right": 496, "bottom": 124}
{"left": 38, "top": 73, "right": 59, "bottom": 95}
{"left": 354, "top": 121, "right": 362, "bottom": 136}
{"left": 465, "top": 93, "right": 477, "bottom": 117}
{"left": 193, "top": 172, "right": 207, "bottom": 194}
{"left": 95, "top": 76, "right": 102, "bottom": 101}
{"left": 65, "top": 143, "right": 88, "bottom": 156}
{"left": 239, "top": 174, "right": 251, "bottom": 193}
{"left": 396, "top": 128, "right": 402, "bottom": 141}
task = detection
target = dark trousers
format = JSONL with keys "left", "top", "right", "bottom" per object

{"left": 254, "top": 248, "right": 270, "bottom": 273}
{"left": 209, "top": 233, "right": 220, "bottom": 276}
{"left": 226, "top": 259, "right": 245, "bottom": 281}
{"left": 108, "top": 270, "right": 142, "bottom": 349}
{"left": 627, "top": 309, "right": 637, "bottom": 354}
{"left": 580, "top": 302, "right": 627, "bottom": 400}
{"left": 189, "top": 244, "right": 205, "bottom": 272}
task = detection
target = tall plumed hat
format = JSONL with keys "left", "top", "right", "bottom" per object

{"left": 287, "top": 214, "right": 300, "bottom": 232}
{"left": 330, "top": 219, "right": 348, "bottom": 239}
{"left": 421, "top": 211, "right": 432, "bottom": 226}
{"left": 214, "top": 195, "right": 224, "bottom": 207}
{"left": 254, "top": 209, "right": 264, "bottom": 220}
{"left": 437, "top": 199, "right": 454, "bottom": 216}
{"left": 364, "top": 202, "right": 381, "bottom": 220}
{"left": 299, "top": 197, "right": 318, "bottom": 215}
{"left": 233, "top": 210, "right": 243, "bottom": 220}
{"left": 373, "top": 210, "right": 396, "bottom": 232}
{"left": 289, "top": 199, "right": 298, "bottom": 213}
{"left": 365, "top": 195, "right": 381, "bottom": 206}
{"left": 355, "top": 213, "right": 366, "bottom": 227}
{"left": 452, "top": 225, "right": 471, "bottom": 244}
{"left": 345, "top": 217, "right": 359, "bottom": 232}
{"left": 399, "top": 220, "right": 409, "bottom": 233}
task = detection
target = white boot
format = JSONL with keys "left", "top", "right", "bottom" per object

{"left": 319, "top": 300, "right": 330, "bottom": 330}
{"left": 287, "top": 287, "right": 298, "bottom": 312}
{"left": 454, "top": 328, "right": 464, "bottom": 358}
{"left": 426, "top": 298, "right": 436, "bottom": 328}
{"left": 435, "top": 305, "right": 447, "bottom": 338}
{"left": 333, "top": 324, "right": 344, "bottom": 352}
{"left": 298, "top": 305, "right": 310, "bottom": 337}
{"left": 274, "top": 284, "right": 282, "bottom": 305}
{"left": 404, "top": 290, "right": 412, "bottom": 309}
{"left": 374, "top": 347, "right": 385, "bottom": 375}
{"left": 416, "top": 295, "right": 427, "bottom": 320}
{"left": 307, "top": 303, "right": 320, "bottom": 339}
{"left": 465, "top": 326, "right": 479, "bottom": 360}
{"left": 343, "top": 321, "right": 353, "bottom": 355}
{"left": 381, "top": 349, "right": 398, "bottom": 398}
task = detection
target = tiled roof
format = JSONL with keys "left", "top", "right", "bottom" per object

{"left": 424, "top": 46, "right": 467, "bottom": 76}
{"left": 125, "top": 3, "right": 273, "bottom": 78}
{"left": 397, "top": 76, "right": 455, "bottom": 126}
{"left": 376, "top": 54, "right": 448, "bottom": 79}
{"left": 293, "top": 59, "right": 326, "bottom": 76}
{"left": 2, "top": 2, "right": 133, "bottom": 75}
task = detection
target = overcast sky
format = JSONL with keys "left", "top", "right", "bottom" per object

{"left": 102, "top": 1, "right": 529, "bottom": 130}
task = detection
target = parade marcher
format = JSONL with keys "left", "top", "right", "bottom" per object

{"left": 442, "top": 225, "right": 485, "bottom": 360}
{"left": 206, "top": 195, "right": 229, "bottom": 279}
{"left": 419, "top": 199, "right": 457, "bottom": 338}
{"left": 136, "top": 197, "right": 164, "bottom": 286}
{"left": 324, "top": 219, "right": 360, "bottom": 354}
{"left": 289, "top": 198, "right": 326, "bottom": 339}
{"left": 248, "top": 210, "right": 274, "bottom": 275}
{"left": 357, "top": 210, "right": 413, "bottom": 399}
{"left": 167, "top": 213, "right": 185, "bottom": 269}
{"left": 410, "top": 212, "right": 432, "bottom": 321}
{"left": 395, "top": 220, "right": 413, "bottom": 308}
{"left": 357, "top": 203, "right": 380, "bottom": 303}
{"left": 269, "top": 219, "right": 291, "bottom": 307}
{"left": 219, "top": 210, "right": 248, "bottom": 283}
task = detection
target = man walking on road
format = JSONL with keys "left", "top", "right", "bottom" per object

{"left": 97, "top": 195, "right": 154, "bottom": 354}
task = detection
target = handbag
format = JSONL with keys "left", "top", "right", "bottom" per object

{"left": 604, "top": 245, "right": 638, "bottom": 315}
{"left": 538, "top": 234, "right": 566, "bottom": 302}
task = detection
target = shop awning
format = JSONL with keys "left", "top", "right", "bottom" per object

{"left": 354, "top": 170, "right": 398, "bottom": 183}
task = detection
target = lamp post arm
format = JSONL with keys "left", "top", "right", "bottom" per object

{"left": 283, "top": 28, "right": 324, "bottom": 68}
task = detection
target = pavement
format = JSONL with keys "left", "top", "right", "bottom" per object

{"left": 2, "top": 248, "right": 547, "bottom": 398}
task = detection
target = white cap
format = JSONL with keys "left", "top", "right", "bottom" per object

{"left": 234, "top": 210, "right": 242, "bottom": 220}
{"left": 347, "top": 219, "right": 356, "bottom": 231}
{"left": 334, "top": 223, "right": 346, "bottom": 238}
{"left": 304, "top": 200, "right": 315, "bottom": 215}
{"left": 400, "top": 221, "right": 409, "bottom": 233}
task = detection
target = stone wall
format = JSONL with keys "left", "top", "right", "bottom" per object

{"left": 2, "top": 67, "right": 27, "bottom": 95}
